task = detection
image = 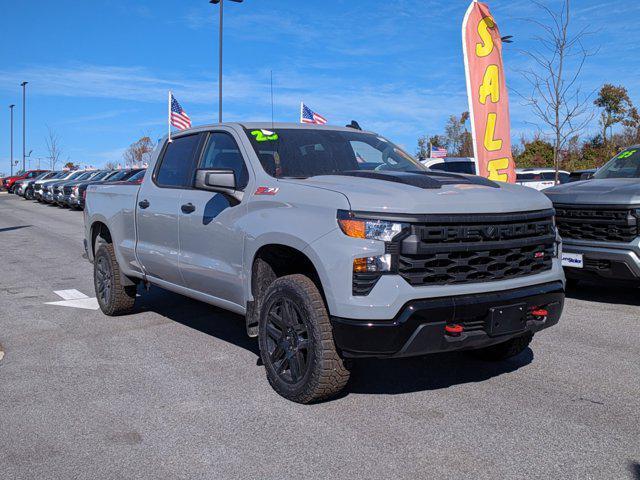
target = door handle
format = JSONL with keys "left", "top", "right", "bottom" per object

{"left": 181, "top": 203, "right": 196, "bottom": 214}
{"left": 138, "top": 199, "right": 150, "bottom": 209}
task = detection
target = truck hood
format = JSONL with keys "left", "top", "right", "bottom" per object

{"left": 544, "top": 178, "right": 640, "bottom": 206}
{"left": 282, "top": 172, "right": 552, "bottom": 214}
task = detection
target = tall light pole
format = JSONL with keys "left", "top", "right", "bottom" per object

{"left": 9, "top": 104, "right": 15, "bottom": 176}
{"left": 21, "top": 81, "right": 28, "bottom": 172}
{"left": 209, "top": 0, "right": 243, "bottom": 124}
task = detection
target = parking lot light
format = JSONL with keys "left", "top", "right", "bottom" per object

{"left": 209, "top": 0, "right": 244, "bottom": 124}
{"left": 21, "top": 81, "right": 28, "bottom": 172}
{"left": 9, "top": 104, "right": 15, "bottom": 176}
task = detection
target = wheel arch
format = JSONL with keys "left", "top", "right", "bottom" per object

{"left": 244, "top": 239, "right": 332, "bottom": 337}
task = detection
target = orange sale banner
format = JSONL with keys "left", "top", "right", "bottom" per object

{"left": 462, "top": 1, "right": 516, "bottom": 183}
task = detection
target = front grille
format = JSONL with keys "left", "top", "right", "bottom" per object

{"left": 554, "top": 205, "right": 638, "bottom": 243}
{"left": 397, "top": 210, "right": 555, "bottom": 287}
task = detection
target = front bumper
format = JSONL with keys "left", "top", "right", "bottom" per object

{"left": 66, "top": 195, "right": 82, "bottom": 208}
{"left": 563, "top": 242, "right": 640, "bottom": 282}
{"left": 331, "top": 281, "right": 564, "bottom": 358}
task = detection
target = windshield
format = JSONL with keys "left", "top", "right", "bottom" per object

{"left": 128, "top": 170, "right": 146, "bottom": 182}
{"left": 430, "top": 161, "right": 476, "bottom": 175}
{"left": 244, "top": 128, "right": 425, "bottom": 178}
{"left": 74, "top": 172, "right": 94, "bottom": 181}
{"left": 89, "top": 171, "right": 110, "bottom": 181}
{"left": 64, "top": 171, "right": 84, "bottom": 180}
{"left": 594, "top": 148, "right": 640, "bottom": 179}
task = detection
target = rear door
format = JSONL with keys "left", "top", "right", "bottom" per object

{"left": 178, "top": 129, "right": 251, "bottom": 306}
{"left": 136, "top": 133, "right": 203, "bottom": 286}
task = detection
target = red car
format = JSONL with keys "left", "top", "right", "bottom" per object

{"left": 2, "top": 170, "right": 49, "bottom": 193}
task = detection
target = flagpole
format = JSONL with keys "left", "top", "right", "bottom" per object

{"left": 299, "top": 101, "right": 303, "bottom": 124}
{"left": 168, "top": 90, "right": 172, "bottom": 143}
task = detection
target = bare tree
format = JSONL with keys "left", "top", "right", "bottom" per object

{"left": 104, "top": 161, "right": 118, "bottom": 170}
{"left": 45, "top": 127, "right": 63, "bottom": 171}
{"left": 123, "top": 136, "right": 154, "bottom": 167}
{"left": 518, "top": 0, "right": 596, "bottom": 182}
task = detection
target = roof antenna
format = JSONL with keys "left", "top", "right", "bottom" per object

{"left": 270, "top": 70, "right": 274, "bottom": 130}
{"left": 346, "top": 120, "right": 362, "bottom": 130}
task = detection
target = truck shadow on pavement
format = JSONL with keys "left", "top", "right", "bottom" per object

{"left": 347, "top": 350, "right": 533, "bottom": 395}
{"left": 565, "top": 282, "right": 640, "bottom": 306}
{"left": 134, "top": 286, "right": 533, "bottom": 397}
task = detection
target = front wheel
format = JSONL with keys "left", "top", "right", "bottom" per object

{"left": 470, "top": 332, "right": 533, "bottom": 361}
{"left": 94, "top": 242, "right": 136, "bottom": 316}
{"left": 258, "top": 274, "right": 350, "bottom": 403}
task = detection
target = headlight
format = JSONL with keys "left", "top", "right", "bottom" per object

{"left": 337, "top": 211, "right": 406, "bottom": 242}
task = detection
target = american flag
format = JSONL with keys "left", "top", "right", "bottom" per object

{"left": 170, "top": 94, "right": 192, "bottom": 130}
{"left": 301, "top": 103, "right": 327, "bottom": 125}
{"left": 430, "top": 146, "right": 448, "bottom": 158}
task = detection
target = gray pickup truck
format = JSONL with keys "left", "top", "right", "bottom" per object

{"left": 545, "top": 146, "right": 640, "bottom": 285}
{"left": 84, "top": 122, "right": 565, "bottom": 403}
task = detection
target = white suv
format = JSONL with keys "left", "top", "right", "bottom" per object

{"left": 516, "top": 168, "right": 570, "bottom": 191}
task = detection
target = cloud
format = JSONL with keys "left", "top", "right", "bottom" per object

{"left": 0, "top": 62, "right": 468, "bottom": 141}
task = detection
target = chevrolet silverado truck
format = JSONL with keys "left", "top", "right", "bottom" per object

{"left": 545, "top": 145, "right": 640, "bottom": 285}
{"left": 84, "top": 123, "right": 565, "bottom": 403}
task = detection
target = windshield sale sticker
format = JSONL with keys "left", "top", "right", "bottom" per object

{"left": 251, "top": 129, "right": 279, "bottom": 142}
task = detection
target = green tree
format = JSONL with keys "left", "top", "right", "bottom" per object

{"left": 514, "top": 138, "right": 554, "bottom": 168}
{"left": 594, "top": 84, "right": 634, "bottom": 145}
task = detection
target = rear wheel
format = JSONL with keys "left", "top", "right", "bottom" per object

{"left": 94, "top": 242, "right": 136, "bottom": 316}
{"left": 258, "top": 274, "right": 350, "bottom": 403}
{"left": 470, "top": 332, "right": 533, "bottom": 361}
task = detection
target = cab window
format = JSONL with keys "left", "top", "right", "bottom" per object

{"left": 199, "top": 132, "right": 249, "bottom": 190}
{"left": 155, "top": 134, "right": 201, "bottom": 188}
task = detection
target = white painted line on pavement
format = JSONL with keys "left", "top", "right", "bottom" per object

{"left": 45, "top": 290, "right": 99, "bottom": 310}
{"left": 53, "top": 289, "right": 89, "bottom": 300}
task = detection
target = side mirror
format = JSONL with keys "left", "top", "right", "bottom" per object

{"left": 580, "top": 172, "right": 593, "bottom": 180}
{"left": 194, "top": 168, "right": 243, "bottom": 202}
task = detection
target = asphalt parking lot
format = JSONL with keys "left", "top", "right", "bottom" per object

{"left": 1, "top": 192, "right": 639, "bottom": 480}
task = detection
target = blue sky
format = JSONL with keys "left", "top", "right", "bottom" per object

{"left": 1, "top": 0, "right": 639, "bottom": 173}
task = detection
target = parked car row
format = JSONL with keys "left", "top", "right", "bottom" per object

{"left": 6, "top": 168, "right": 145, "bottom": 210}
{"left": 417, "top": 160, "right": 596, "bottom": 192}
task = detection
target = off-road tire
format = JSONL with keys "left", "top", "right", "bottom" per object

{"left": 258, "top": 274, "right": 350, "bottom": 403}
{"left": 470, "top": 332, "right": 533, "bottom": 361}
{"left": 94, "top": 242, "right": 136, "bottom": 316}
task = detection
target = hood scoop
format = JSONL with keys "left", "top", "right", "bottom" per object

{"left": 318, "top": 170, "right": 498, "bottom": 189}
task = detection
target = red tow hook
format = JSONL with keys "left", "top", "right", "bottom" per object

{"left": 444, "top": 324, "right": 464, "bottom": 337}
{"left": 531, "top": 308, "right": 548, "bottom": 318}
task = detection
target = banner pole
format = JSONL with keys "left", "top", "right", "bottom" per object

{"left": 300, "top": 101, "right": 303, "bottom": 124}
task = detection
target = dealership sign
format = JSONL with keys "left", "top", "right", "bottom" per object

{"left": 462, "top": 1, "right": 515, "bottom": 183}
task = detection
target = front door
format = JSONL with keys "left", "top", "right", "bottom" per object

{"left": 178, "top": 130, "right": 251, "bottom": 307}
{"left": 136, "top": 133, "right": 202, "bottom": 286}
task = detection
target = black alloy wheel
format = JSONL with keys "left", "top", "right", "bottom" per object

{"left": 95, "top": 254, "right": 112, "bottom": 307}
{"left": 264, "top": 297, "right": 310, "bottom": 384}
{"left": 258, "top": 274, "right": 350, "bottom": 403}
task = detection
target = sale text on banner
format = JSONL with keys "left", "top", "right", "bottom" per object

{"left": 462, "top": 1, "right": 516, "bottom": 183}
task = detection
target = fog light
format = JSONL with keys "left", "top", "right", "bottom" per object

{"left": 353, "top": 254, "right": 392, "bottom": 273}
